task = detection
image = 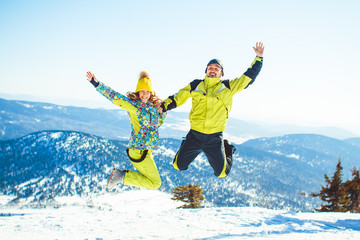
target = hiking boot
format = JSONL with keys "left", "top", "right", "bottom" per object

{"left": 107, "top": 168, "right": 125, "bottom": 190}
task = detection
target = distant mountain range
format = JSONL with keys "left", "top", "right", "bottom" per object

{"left": 1, "top": 130, "right": 359, "bottom": 211}
{"left": 1, "top": 97, "right": 360, "bottom": 211}
{"left": 0, "top": 98, "right": 358, "bottom": 143}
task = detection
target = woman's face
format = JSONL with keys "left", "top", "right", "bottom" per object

{"left": 139, "top": 90, "right": 151, "bottom": 102}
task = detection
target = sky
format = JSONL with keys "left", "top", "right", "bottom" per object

{"left": 1, "top": 0, "right": 359, "bottom": 136}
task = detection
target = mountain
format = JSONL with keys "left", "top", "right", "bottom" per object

{"left": 344, "top": 137, "right": 360, "bottom": 147}
{"left": 0, "top": 98, "right": 358, "bottom": 143}
{"left": 1, "top": 130, "right": 359, "bottom": 211}
{"left": 0, "top": 97, "right": 131, "bottom": 141}
{"left": 241, "top": 134, "right": 360, "bottom": 179}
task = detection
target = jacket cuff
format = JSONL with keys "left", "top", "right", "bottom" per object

{"left": 90, "top": 77, "right": 99, "bottom": 87}
{"left": 255, "top": 56, "right": 263, "bottom": 62}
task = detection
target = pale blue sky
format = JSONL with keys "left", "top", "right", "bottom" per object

{"left": 1, "top": 0, "right": 359, "bottom": 135}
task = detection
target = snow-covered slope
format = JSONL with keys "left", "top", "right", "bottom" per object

{"left": 1, "top": 190, "right": 359, "bottom": 240}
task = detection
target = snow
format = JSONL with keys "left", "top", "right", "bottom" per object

{"left": 154, "top": 146, "right": 176, "bottom": 158}
{"left": 224, "top": 132, "right": 254, "bottom": 144}
{"left": 18, "top": 103, "right": 33, "bottom": 108}
{"left": 162, "top": 119, "right": 190, "bottom": 131}
{"left": 1, "top": 190, "right": 359, "bottom": 240}
{"left": 286, "top": 154, "right": 300, "bottom": 159}
{"left": 42, "top": 106, "right": 54, "bottom": 110}
{"left": 269, "top": 150, "right": 282, "bottom": 155}
{"left": 17, "top": 177, "right": 42, "bottom": 189}
{"left": 50, "top": 132, "right": 62, "bottom": 139}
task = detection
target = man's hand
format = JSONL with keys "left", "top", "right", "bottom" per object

{"left": 86, "top": 71, "right": 98, "bottom": 82}
{"left": 155, "top": 100, "right": 163, "bottom": 113}
{"left": 253, "top": 42, "right": 265, "bottom": 57}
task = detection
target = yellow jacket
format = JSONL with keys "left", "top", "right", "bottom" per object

{"left": 162, "top": 56, "right": 263, "bottom": 134}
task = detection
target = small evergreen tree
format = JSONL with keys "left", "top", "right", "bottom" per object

{"left": 342, "top": 167, "right": 360, "bottom": 213}
{"left": 313, "top": 158, "right": 347, "bottom": 212}
{"left": 171, "top": 184, "right": 204, "bottom": 209}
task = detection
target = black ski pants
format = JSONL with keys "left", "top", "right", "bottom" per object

{"left": 173, "top": 129, "right": 234, "bottom": 178}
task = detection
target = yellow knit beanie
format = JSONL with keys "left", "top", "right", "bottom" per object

{"left": 136, "top": 70, "right": 153, "bottom": 93}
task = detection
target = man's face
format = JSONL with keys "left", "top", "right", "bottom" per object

{"left": 206, "top": 63, "right": 223, "bottom": 78}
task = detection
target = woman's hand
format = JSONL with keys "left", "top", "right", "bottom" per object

{"left": 86, "top": 71, "right": 98, "bottom": 82}
{"left": 156, "top": 100, "right": 163, "bottom": 113}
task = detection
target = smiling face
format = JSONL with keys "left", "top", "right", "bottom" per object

{"left": 138, "top": 90, "right": 151, "bottom": 102}
{"left": 206, "top": 63, "right": 223, "bottom": 78}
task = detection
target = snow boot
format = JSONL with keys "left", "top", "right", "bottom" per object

{"left": 107, "top": 168, "right": 125, "bottom": 190}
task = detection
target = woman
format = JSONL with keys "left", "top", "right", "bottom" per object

{"left": 86, "top": 70, "right": 166, "bottom": 190}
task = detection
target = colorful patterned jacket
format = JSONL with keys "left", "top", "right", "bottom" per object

{"left": 94, "top": 82, "right": 166, "bottom": 150}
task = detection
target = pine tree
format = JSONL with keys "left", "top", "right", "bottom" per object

{"left": 342, "top": 167, "right": 360, "bottom": 213}
{"left": 171, "top": 184, "right": 205, "bottom": 209}
{"left": 315, "top": 158, "right": 347, "bottom": 212}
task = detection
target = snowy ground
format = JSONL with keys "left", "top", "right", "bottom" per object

{"left": 1, "top": 190, "right": 360, "bottom": 240}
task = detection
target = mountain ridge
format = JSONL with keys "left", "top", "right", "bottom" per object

{"left": 1, "top": 97, "right": 358, "bottom": 143}
{"left": 2, "top": 130, "right": 359, "bottom": 211}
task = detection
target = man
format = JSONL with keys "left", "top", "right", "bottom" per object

{"left": 160, "top": 42, "right": 264, "bottom": 178}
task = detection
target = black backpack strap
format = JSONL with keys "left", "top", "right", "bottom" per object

{"left": 126, "top": 148, "right": 148, "bottom": 163}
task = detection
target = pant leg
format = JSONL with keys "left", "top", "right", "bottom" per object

{"left": 173, "top": 130, "right": 202, "bottom": 171}
{"left": 202, "top": 132, "right": 228, "bottom": 178}
{"left": 124, "top": 149, "right": 161, "bottom": 189}
{"left": 223, "top": 139, "right": 236, "bottom": 175}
